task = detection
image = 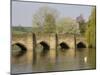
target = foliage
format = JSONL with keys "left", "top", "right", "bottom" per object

{"left": 12, "top": 26, "right": 32, "bottom": 34}
{"left": 85, "top": 7, "right": 96, "bottom": 48}
{"left": 56, "top": 17, "right": 80, "bottom": 34}
{"left": 44, "top": 13, "right": 56, "bottom": 33}
{"left": 32, "top": 6, "right": 58, "bottom": 33}
{"left": 76, "top": 14, "right": 86, "bottom": 35}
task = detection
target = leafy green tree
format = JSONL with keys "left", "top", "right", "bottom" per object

{"left": 76, "top": 14, "right": 86, "bottom": 35}
{"left": 44, "top": 13, "right": 56, "bottom": 33}
{"left": 56, "top": 17, "right": 80, "bottom": 34}
{"left": 85, "top": 7, "right": 96, "bottom": 48}
{"left": 32, "top": 6, "right": 58, "bottom": 33}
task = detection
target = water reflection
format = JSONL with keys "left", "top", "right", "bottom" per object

{"left": 84, "top": 56, "right": 87, "bottom": 63}
{"left": 11, "top": 48, "right": 96, "bottom": 74}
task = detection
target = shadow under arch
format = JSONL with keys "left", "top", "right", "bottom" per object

{"left": 12, "top": 42, "right": 27, "bottom": 57}
{"left": 37, "top": 41, "right": 50, "bottom": 57}
{"left": 77, "top": 42, "right": 86, "bottom": 48}
{"left": 59, "top": 42, "right": 69, "bottom": 49}
{"left": 39, "top": 41, "right": 50, "bottom": 51}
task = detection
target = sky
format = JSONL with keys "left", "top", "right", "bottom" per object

{"left": 12, "top": 1, "right": 93, "bottom": 27}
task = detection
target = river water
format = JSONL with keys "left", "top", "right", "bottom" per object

{"left": 11, "top": 48, "right": 96, "bottom": 74}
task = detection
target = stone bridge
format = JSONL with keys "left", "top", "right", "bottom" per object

{"left": 12, "top": 33, "right": 88, "bottom": 51}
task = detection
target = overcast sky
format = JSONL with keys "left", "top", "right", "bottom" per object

{"left": 12, "top": 1, "right": 93, "bottom": 27}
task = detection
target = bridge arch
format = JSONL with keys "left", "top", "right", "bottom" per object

{"left": 76, "top": 42, "right": 86, "bottom": 48}
{"left": 12, "top": 42, "right": 27, "bottom": 52}
{"left": 12, "top": 43, "right": 27, "bottom": 57}
{"left": 38, "top": 41, "right": 50, "bottom": 50}
{"left": 59, "top": 42, "right": 69, "bottom": 49}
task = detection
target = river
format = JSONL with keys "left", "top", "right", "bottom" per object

{"left": 11, "top": 48, "right": 96, "bottom": 74}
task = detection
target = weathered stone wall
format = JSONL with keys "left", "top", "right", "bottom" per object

{"left": 12, "top": 33, "right": 33, "bottom": 50}
{"left": 12, "top": 33, "right": 88, "bottom": 51}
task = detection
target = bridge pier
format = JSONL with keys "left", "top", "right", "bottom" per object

{"left": 47, "top": 33, "right": 57, "bottom": 64}
{"left": 32, "top": 33, "right": 37, "bottom": 64}
{"left": 74, "top": 34, "right": 76, "bottom": 49}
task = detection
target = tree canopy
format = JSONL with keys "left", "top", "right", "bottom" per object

{"left": 32, "top": 6, "right": 58, "bottom": 33}
{"left": 56, "top": 17, "right": 80, "bottom": 34}
{"left": 85, "top": 7, "right": 96, "bottom": 48}
{"left": 76, "top": 14, "right": 86, "bottom": 35}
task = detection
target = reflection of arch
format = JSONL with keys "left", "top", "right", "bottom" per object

{"left": 77, "top": 42, "right": 86, "bottom": 48}
{"left": 39, "top": 41, "right": 50, "bottom": 50}
{"left": 12, "top": 42, "right": 27, "bottom": 51}
{"left": 59, "top": 42, "right": 69, "bottom": 49}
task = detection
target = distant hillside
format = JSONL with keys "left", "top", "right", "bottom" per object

{"left": 12, "top": 26, "right": 32, "bottom": 32}
{"left": 12, "top": 26, "right": 44, "bottom": 34}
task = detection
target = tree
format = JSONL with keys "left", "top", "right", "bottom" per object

{"left": 56, "top": 17, "right": 80, "bottom": 34}
{"left": 85, "top": 7, "right": 96, "bottom": 48}
{"left": 76, "top": 14, "right": 86, "bottom": 35}
{"left": 32, "top": 6, "right": 58, "bottom": 33}
{"left": 44, "top": 13, "right": 56, "bottom": 33}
